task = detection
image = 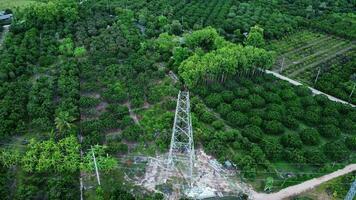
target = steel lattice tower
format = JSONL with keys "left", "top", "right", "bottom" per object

{"left": 168, "top": 91, "right": 195, "bottom": 186}
{"left": 345, "top": 180, "right": 356, "bottom": 200}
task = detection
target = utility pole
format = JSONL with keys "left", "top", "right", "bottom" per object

{"left": 92, "top": 146, "right": 101, "bottom": 185}
{"left": 314, "top": 67, "right": 321, "bottom": 85}
{"left": 168, "top": 91, "right": 195, "bottom": 187}
{"left": 279, "top": 57, "right": 285, "bottom": 73}
{"left": 345, "top": 180, "right": 356, "bottom": 200}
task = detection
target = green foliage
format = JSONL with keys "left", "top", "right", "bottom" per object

{"left": 205, "top": 93, "right": 223, "bottom": 108}
{"left": 55, "top": 111, "right": 76, "bottom": 136}
{"left": 319, "top": 124, "right": 341, "bottom": 138}
{"left": 323, "top": 140, "right": 349, "bottom": 161}
{"left": 27, "top": 76, "right": 55, "bottom": 132}
{"left": 81, "top": 145, "right": 117, "bottom": 174}
{"left": 178, "top": 27, "right": 274, "bottom": 87}
{"left": 0, "top": 149, "right": 21, "bottom": 168}
{"left": 299, "top": 128, "right": 320, "bottom": 145}
{"left": 280, "top": 133, "right": 303, "bottom": 149}
{"left": 264, "top": 120, "right": 284, "bottom": 135}
{"left": 22, "top": 136, "right": 80, "bottom": 173}
{"left": 59, "top": 38, "right": 74, "bottom": 56}
{"left": 345, "top": 136, "right": 356, "bottom": 150}
{"left": 245, "top": 25, "right": 265, "bottom": 48}
{"left": 242, "top": 125, "right": 263, "bottom": 143}
{"left": 74, "top": 46, "right": 86, "bottom": 57}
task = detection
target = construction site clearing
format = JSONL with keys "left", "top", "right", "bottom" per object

{"left": 127, "top": 149, "right": 253, "bottom": 200}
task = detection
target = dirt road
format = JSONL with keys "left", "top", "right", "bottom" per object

{"left": 251, "top": 164, "right": 356, "bottom": 200}
{"left": 265, "top": 70, "right": 355, "bottom": 107}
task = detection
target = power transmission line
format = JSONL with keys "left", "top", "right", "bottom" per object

{"left": 168, "top": 90, "right": 195, "bottom": 187}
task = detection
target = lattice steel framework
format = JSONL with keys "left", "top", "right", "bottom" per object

{"left": 345, "top": 180, "right": 356, "bottom": 200}
{"left": 168, "top": 91, "right": 195, "bottom": 186}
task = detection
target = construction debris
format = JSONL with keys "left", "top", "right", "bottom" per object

{"left": 134, "top": 149, "right": 253, "bottom": 199}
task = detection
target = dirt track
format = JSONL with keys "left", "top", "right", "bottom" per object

{"left": 265, "top": 70, "right": 355, "bottom": 107}
{"left": 251, "top": 164, "right": 356, "bottom": 200}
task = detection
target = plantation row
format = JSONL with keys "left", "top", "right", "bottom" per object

{"left": 268, "top": 31, "right": 355, "bottom": 105}
{"left": 0, "top": 2, "right": 169, "bottom": 199}
{"left": 270, "top": 31, "right": 352, "bottom": 73}
{"left": 192, "top": 74, "right": 355, "bottom": 189}
{"left": 267, "top": 31, "right": 327, "bottom": 55}
{"left": 170, "top": 0, "right": 235, "bottom": 30}
{"left": 284, "top": 42, "right": 353, "bottom": 77}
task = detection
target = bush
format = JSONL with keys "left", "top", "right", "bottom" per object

{"left": 319, "top": 124, "right": 341, "bottom": 138}
{"left": 232, "top": 99, "right": 252, "bottom": 112}
{"left": 295, "top": 86, "right": 311, "bottom": 97}
{"left": 221, "top": 91, "right": 234, "bottom": 103}
{"left": 212, "top": 120, "right": 225, "bottom": 130}
{"left": 323, "top": 140, "right": 349, "bottom": 161}
{"left": 303, "top": 111, "right": 320, "bottom": 125}
{"left": 287, "top": 107, "right": 303, "bottom": 119}
{"left": 107, "top": 142, "right": 128, "bottom": 154}
{"left": 321, "top": 117, "right": 339, "bottom": 126}
{"left": 264, "top": 120, "right": 284, "bottom": 135}
{"left": 122, "top": 125, "right": 144, "bottom": 141}
{"left": 280, "top": 89, "right": 296, "bottom": 100}
{"left": 249, "top": 94, "right": 265, "bottom": 107}
{"left": 340, "top": 119, "right": 356, "bottom": 134}
{"left": 345, "top": 136, "right": 356, "bottom": 150}
{"left": 301, "top": 96, "right": 317, "bottom": 107}
{"left": 299, "top": 128, "right": 320, "bottom": 145}
{"left": 249, "top": 116, "right": 263, "bottom": 127}
{"left": 200, "top": 111, "right": 216, "bottom": 124}
{"left": 262, "top": 138, "right": 282, "bottom": 161}
{"left": 79, "top": 96, "right": 100, "bottom": 108}
{"left": 280, "top": 133, "right": 303, "bottom": 148}
{"left": 227, "top": 111, "right": 248, "bottom": 127}
{"left": 304, "top": 148, "right": 326, "bottom": 166}
{"left": 263, "top": 93, "right": 282, "bottom": 103}
{"left": 205, "top": 93, "right": 223, "bottom": 108}
{"left": 193, "top": 103, "right": 207, "bottom": 116}
{"left": 264, "top": 110, "right": 282, "bottom": 121}
{"left": 233, "top": 87, "right": 249, "bottom": 98}
{"left": 242, "top": 125, "right": 263, "bottom": 143}
{"left": 282, "top": 115, "right": 299, "bottom": 129}
{"left": 217, "top": 103, "right": 233, "bottom": 118}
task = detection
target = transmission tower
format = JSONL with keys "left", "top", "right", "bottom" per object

{"left": 168, "top": 91, "right": 195, "bottom": 186}
{"left": 345, "top": 179, "right": 356, "bottom": 200}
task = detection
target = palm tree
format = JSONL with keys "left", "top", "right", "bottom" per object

{"left": 55, "top": 111, "right": 76, "bottom": 134}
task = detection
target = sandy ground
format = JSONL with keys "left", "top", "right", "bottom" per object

{"left": 252, "top": 164, "right": 356, "bottom": 200}
{"left": 136, "top": 150, "right": 252, "bottom": 199}
{"left": 265, "top": 70, "right": 355, "bottom": 107}
{"left": 135, "top": 150, "right": 356, "bottom": 200}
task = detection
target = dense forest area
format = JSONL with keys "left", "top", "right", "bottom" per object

{"left": 0, "top": 0, "right": 355, "bottom": 199}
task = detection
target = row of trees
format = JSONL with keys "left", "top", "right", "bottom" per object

{"left": 27, "top": 77, "right": 55, "bottom": 132}
{"left": 175, "top": 27, "right": 274, "bottom": 87}
{"left": 193, "top": 74, "right": 355, "bottom": 180}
